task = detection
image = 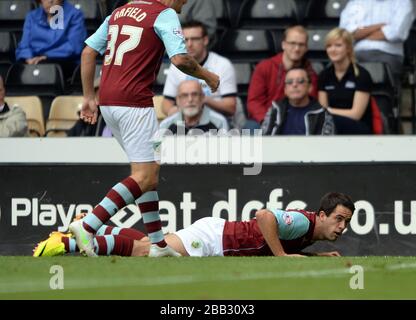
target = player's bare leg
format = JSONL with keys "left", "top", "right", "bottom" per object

{"left": 131, "top": 234, "right": 189, "bottom": 257}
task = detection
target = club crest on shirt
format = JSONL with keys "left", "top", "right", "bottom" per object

{"left": 345, "top": 81, "right": 356, "bottom": 89}
{"left": 191, "top": 240, "right": 202, "bottom": 249}
{"left": 283, "top": 213, "right": 293, "bottom": 225}
{"left": 173, "top": 28, "right": 184, "bottom": 39}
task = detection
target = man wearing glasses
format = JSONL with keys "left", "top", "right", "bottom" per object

{"left": 162, "top": 21, "right": 237, "bottom": 119}
{"left": 160, "top": 80, "right": 229, "bottom": 134}
{"left": 247, "top": 25, "right": 318, "bottom": 127}
{"left": 261, "top": 67, "right": 334, "bottom": 136}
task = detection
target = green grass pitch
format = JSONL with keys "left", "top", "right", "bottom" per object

{"left": 0, "top": 256, "right": 415, "bottom": 299}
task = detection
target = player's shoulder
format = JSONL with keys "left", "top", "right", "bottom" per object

{"left": 207, "top": 51, "right": 233, "bottom": 67}
{"left": 159, "top": 112, "right": 182, "bottom": 129}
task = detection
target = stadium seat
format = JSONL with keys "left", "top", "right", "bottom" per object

{"left": 5, "top": 63, "right": 66, "bottom": 120}
{"left": 153, "top": 95, "right": 167, "bottom": 122}
{"left": 217, "top": 29, "right": 276, "bottom": 63}
{"left": 70, "top": 63, "right": 102, "bottom": 95}
{"left": 0, "top": 0, "right": 34, "bottom": 32}
{"left": 361, "top": 62, "right": 397, "bottom": 133}
{"left": 45, "top": 96, "right": 83, "bottom": 137}
{"left": 5, "top": 96, "right": 45, "bottom": 137}
{"left": 237, "top": 0, "right": 300, "bottom": 30}
{"left": 303, "top": 0, "right": 348, "bottom": 27}
{"left": 68, "top": 0, "right": 104, "bottom": 35}
{"left": 306, "top": 28, "right": 332, "bottom": 61}
{"left": 0, "top": 63, "right": 11, "bottom": 81}
{"left": 233, "top": 62, "right": 253, "bottom": 97}
{"left": 311, "top": 61, "right": 325, "bottom": 75}
{"left": 153, "top": 62, "right": 170, "bottom": 95}
{"left": 0, "top": 32, "right": 16, "bottom": 63}
{"left": 5, "top": 63, "right": 65, "bottom": 96}
{"left": 213, "top": 0, "right": 231, "bottom": 30}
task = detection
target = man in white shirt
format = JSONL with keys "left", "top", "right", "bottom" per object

{"left": 340, "top": 0, "right": 415, "bottom": 85}
{"left": 162, "top": 20, "right": 237, "bottom": 118}
{"left": 160, "top": 80, "right": 229, "bottom": 135}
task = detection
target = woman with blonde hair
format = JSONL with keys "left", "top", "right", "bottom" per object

{"left": 318, "top": 28, "right": 373, "bottom": 134}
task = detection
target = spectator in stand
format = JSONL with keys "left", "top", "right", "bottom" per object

{"left": 160, "top": 80, "right": 229, "bottom": 135}
{"left": 318, "top": 28, "right": 373, "bottom": 134}
{"left": 0, "top": 76, "right": 28, "bottom": 137}
{"left": 262, "top": 68, "right": 335, "bottom": 136}
{"left": 162, "top": 21, "right": 237, "bottom": 120}
{"left": 339, "top": 0, "right": 415, "bottom": 87}
{"left": 15, "top": 0, "right": 87, "bottom": 80}
{"left": 247, "top": 25, "right": 318, "bottom": 129}
{"left": 178, "top": 0, "right": 217, "bottom": 41}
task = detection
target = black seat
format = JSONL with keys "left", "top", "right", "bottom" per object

{"left": 237, "top": 0, "right": 300, "bottom": 30}
{"left": 311, "top": 61, "right": 326, "bottom": 75}
{"left": 0, "top": 32, "right": 16, "bottom": 63}
{"left": 233, "top": 62, "right": 253, "bottom": 97}
{"left": 69, "top": 0, "right": 104, "bottom": 35}
{"left": 5, "top": 63, "right": 66, "bottom": 120}
{"left": 213, "top": 0, "right": 231, "bottom": 30}
{"left": 303, "top": 0, "right": 348, "bottom": 27}
{"left": 361, "top": 62, "right": 397, "bottom": 132}
{"left": 0, "top": 63, "right": 12, "bottom": 80}
{"left": 69, "top": 63, "right": 102, "bottom": 95}
{"left": 154, "top": 62, "right": 170, "bottom": 95}
{"left": 0, "top": 0, "right": 35, "bottom": 32}
{"left": 306, "top": 28, "right": 332, "bottom": 61}
{"left": 217, "top": 29, "right": 276, "bottom": 63}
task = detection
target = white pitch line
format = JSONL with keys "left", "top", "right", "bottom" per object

{"left": 1, "top": 262, "right": 416, "bottom": 294}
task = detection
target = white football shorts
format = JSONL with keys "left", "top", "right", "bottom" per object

{"left": 175, "top": 217, "right": 226, "bottom": 257}
{"left": 100, "top": 106, "right": 161, "bottom": 163}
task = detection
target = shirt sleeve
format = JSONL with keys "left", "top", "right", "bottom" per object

{"left": 339, "top": 1, "right": 361, "bottom": 33}
{"left": 218, "top": 58, "right": 237, "bottom": 97}
{"left": 317, "top": 69, "right": 328, "bottom": 91}
{"left": 355, "top": 66, "right": 373, "bottom": 92}
{"left": 67, "top": 8, "right": 87, "bottom": 57}
{"left": 15, "top": 12, "right": 34, "bottom": 60}
{"left": 381, "top": 0, "right": 414, "bottom": 42}
{"left": 270, "top": 209, "right": 311, "bottom": 240}
{"left": 85, "top": 15, "right": 110, "bottom": 55}
{"left": 154, "top": 8, "right": 187, "bottom": 59}
{"left": 162, "top": 64, "right": 181, "bottom": 99}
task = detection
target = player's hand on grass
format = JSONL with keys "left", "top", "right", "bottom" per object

{"left": 81, "top": 97, "right": 98, "bottom": 125}
{"left": 317, "top": 251, "right": 341, "bottom": 257}
{"left": 284, "top": 253, "right": 307, "bottom": 258}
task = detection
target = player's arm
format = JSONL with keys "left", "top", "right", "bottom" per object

{"left": 80, "top": 16, "right": 110, "bottom": 124}
{"left": 170, "top": 54, "right": 219, "bottom": 92}
{"left": 255, "top": 209, "right": 305, "bottom": 257}
{"left": 300, "top": 251, "right": 341, "bottom": 257}
{"left": 154, "top": 9, "right": 220, "bottom": 93}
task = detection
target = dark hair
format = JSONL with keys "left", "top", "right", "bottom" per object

{"left": 318, "top": 192, "right": 355, "bottom": 216}
{"left": 182, "top": 20, "right": 208, "bottom": 37}
{"left": 286, "top": 67, "right": 311, "bottom": 83}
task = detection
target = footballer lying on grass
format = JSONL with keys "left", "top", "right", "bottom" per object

{"left": 33, "top": 192, "right": 353, "bottom": 258}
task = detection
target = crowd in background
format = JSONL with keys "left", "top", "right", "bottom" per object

{"left": 0, "top": 0, "right": 415, "bottom": 137}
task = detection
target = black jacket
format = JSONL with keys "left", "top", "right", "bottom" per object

{"left": 261, "top": 97, "right": 336, "bottom": 135}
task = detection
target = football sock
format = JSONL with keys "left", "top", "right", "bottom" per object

{"left": 62, "top": 237, "right": 78, "bottom": 253}
{"left": 137, "top": 190, "right": 167, "bottom": 247}
{"left": 83, "top": 177, "right": 143, "bottom": 233}
{"left": 97, "top": 225, "right": 146, "bottom": 240}
{"left": 94, "top": 235, "right": 134, "bottom": 256}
